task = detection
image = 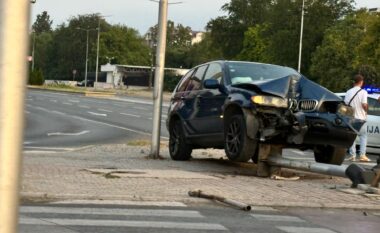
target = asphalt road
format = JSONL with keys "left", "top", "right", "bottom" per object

{"left": 19, "top": 202, "right": 380, "bottom": 233}
{"left": 24, "top": 90, "right": 169, "bottom": 152}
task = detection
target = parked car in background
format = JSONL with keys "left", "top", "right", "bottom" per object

{"left": 336, "top": 92, "right": 380, "bottom": 154}
{"left": 166, "top": 61, "right": 364, "bottom": 165}
{"left": 76, "top": 80, "right": 94, "bottom": 87}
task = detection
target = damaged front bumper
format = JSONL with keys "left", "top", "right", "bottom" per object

{"left": 289, "top": 112, "right": 363, "bottom": 148}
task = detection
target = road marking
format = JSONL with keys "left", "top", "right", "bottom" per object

{"left": 24, "top": 111, "right": 30, "bottom": 114}
{"left": 98, "top": 108, "right": 113, "bottom": 113}
{"left": 62, "top": 102, "right": 73, "bottom": 105}
{"left": 51, "top": 110, "right": 66, "bottom": 115}
{"left": 88, "top": 111, "right": 107, "bottom": 117}
{"left": 28, "top": 105, "right": 167, "bottom": 139}
{"left": 120, "top": 113, "right": 140, "bottom": 118}
{"left": 19, "top": 218, "right": 227, "bottom": 230}
{"left": 54, "top": 200, "right": 187, "bottom": 207}
{"left": 49, "top": 99, "right": 57, "bottom": 103}
{"left": 20, "top": 206, "right": 203, "bottom": 218}
{"left": 78, "top": 105, "right": 90, "bottom": 109}
{"left": 133, "top": 106, "right": 148, "bottom": 110}
{"left": 26, "top": 98, "right": 33, "bottom": 101}
{"left": 277, "top": 226, "right": 337, "bottom": 233}
{"left": 23, "top": 141, "right": 33, "bottom": 145}
{"left": 251, "top": 214, "right": 305, "bottom": 222}
{"left": 47, "top": 130, "right": 90, "bottom": 136}
{"left": 68, "top": 99, "right": 80, "bottom": 103}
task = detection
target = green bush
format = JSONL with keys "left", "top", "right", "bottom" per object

{"left": 29, "top": 69, "right": 45, "bottom": 85}
{"left": 164, "top": 72, "right": 182, "bottom": 92}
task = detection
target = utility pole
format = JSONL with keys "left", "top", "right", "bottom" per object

{"left": 149, "top": 0, "right": 168, "bottom": 159}
{"left": 77, "top": 27, "right": 96, "bottom": 87}
{"left": 0, "top": 1, "right": 30, "bottom": 233}
{"left": 31, "top": 31, "right": 36, "bottom": 71}
{"left": 298, "top": 0, "right": 305, "bottom": 73}
{"left": 95, "top": 18, "right": 101, "bottom": 88}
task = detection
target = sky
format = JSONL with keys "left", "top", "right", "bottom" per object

{"left": 31, "top": 0, "right": 380, "bottom": 35}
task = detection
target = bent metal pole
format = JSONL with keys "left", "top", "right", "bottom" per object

{"left": 150, "top": 0, "right": 168, "bottom": 159}
{"left": 0, "top": 0, "right": 30, "bottom": 232}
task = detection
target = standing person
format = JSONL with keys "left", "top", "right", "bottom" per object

{"left": 345, "top": 74, "right": 370, "bottom": 162}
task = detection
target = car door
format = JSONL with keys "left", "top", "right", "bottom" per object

{"left": 180, "top": 65, "right": 208, "bottom": 135}
{"left": 366, "top": 96, "right": 380, "bottom": 148}
{"left": 193, "top": 62, "right": 226, "bottom": 135}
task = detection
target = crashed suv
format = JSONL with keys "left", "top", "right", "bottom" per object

{"left": 166, "top": 61, "right": 363, "bottom": 165}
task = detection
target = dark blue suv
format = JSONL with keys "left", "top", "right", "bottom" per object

{"left": 166, "top": 61, "right": 363, "bottom": 165}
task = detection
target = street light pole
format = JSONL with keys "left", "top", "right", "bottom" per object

{"left": 95, "top": 19, "right": 100, "bottom": 88}
{"left": 31, "top": 30, "right": 36, "bottom": 71}
{"left": 85, "top": 29, "right": 89, "bottom": 87}
{"left": 298, "top": 0, "right": 305, "bottom": 73}
{"left": 150, "top": 0, "right": 168, "bottom": 159}
{"left": 0, "top": 0, "right": 30, "bottom": 233}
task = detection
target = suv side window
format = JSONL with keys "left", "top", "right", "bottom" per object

{"left": 204, "top": 63, "right": 223, "bottom": 84}
{"left": 185, "top": 65, "right": 208, "bottom": 91}
{"left": 176, "top": 70, "right": 194, "bottom": 92}
{"left": 368, "top": 97, "right": 380, "bottom": 116}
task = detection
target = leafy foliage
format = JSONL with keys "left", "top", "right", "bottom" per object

{"left": 32, "top": 11, "right": 53, "bottom": 34}
{"left": 29, "top": 69, "right": 44, "bottom": 85}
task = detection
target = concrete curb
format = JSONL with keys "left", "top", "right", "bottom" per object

{"left": 84, "top": 91, "right": 116, "bottom": 97}
{"left": 20, "top": 192, "right": 380, "bottom": 210}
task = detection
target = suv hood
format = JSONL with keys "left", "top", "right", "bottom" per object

{"left": 232, "top": 75, "right": 341, "bottom": 102}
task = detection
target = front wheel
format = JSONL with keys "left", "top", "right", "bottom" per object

{"left": 314, "top": 145, "right": 346, "bottom": 165}
{"left": 169, "top": 120, "right": 192, "bottom": 161}
{"left": 224, "top": 114, "right": 256, "bottom": 162}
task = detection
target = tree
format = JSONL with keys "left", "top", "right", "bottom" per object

{"left": 147, "top": 20, "right": 193, "bottom": 68}
{"left": 32, "top": 11, "right": 53, "bottom": 34}
{"left": 99, "top": 25, "right": 150, "bottom": 66}
{"left": 184, "top": 33, "right": 223, "bottom": 67}
{"left": 309, "top": 10, "right": 380, "bottom": 92}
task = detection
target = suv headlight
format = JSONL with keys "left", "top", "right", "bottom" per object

{"left": 251, "top": 95, "right": 288, "bottom": 108}
{"left": 337, "top": 104, "right": 354, "bottom": 117}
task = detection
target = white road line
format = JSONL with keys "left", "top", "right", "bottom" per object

{"left": 88, "top": 111, "right": 107, "bottom": 117}
{"left": 24, "top": 111, "right": 30, "bottom": 114}
{"left": 78, "top": 105, "right": 90, "bottom": 109}
{"left": 19, "top": 218, "right": 227, "bottom": 230}
{"left": 251, "top": 214, "right": 305, "bottom": 222}
{"left": 20, "top": 206, "right": 203, "bottom": 218}
{"left": 51, "top": 110, "right": 66, "bottom": 115}
{"left": 62, "top": 102, "right": 73, "bottom": 105}
{"left": 53, "top": 200, "right": 187, "bottom": 207}
{"left": 49, "top": 99, "right": 58, "bottom": 103}
{"left": 23, "top": 141, "right": 33, "bottom": 145}
{"left": 98, "top": 108, "right": 113, "bottom": 113}
{"left": 26, "top": 98, "right": 33, "bottom": 101}
{"left": 28, "top": 105, "right": 167, "bottom": 139}
{"left": 277, "top": 226, "right": 337, "bottom": 233}
{"left": 133, "top": 106, "right": 148, "bottom": 110}
{"left": 68, "top": 99, "right": 80, "bottom": 103}
{"left": 47, "top": 130, "right": 90, "bottom": 136}
{"left": 120, "top": 113, "right": 140, "bottom": 118}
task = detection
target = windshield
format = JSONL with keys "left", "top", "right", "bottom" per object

{"left": 226, "top": 62, "right": 299, "bottom": 85}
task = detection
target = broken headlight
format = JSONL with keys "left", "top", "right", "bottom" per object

{"left": 251, "top": 95, "right": 288, "bottom": 108}
{"left": 337, "top": 103, "right": 354, "bottom": 117}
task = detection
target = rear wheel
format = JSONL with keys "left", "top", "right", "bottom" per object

{"left": 169, "top": 120, "right": 192, "bottom": 161}
{"left": 224, "top": 114, "right": 256, "bottom": 162}
{"left": 314, "top": 145, "right": 346, "bottom": 165}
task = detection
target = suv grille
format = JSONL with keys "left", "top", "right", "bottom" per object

{"left": 298, "top": 99, "right": 318, "bottom": 112}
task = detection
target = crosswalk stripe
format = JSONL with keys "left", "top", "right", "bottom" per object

{"left": 251, "top": 214, "right": 305, "bottom": 222}
{"left": 277, "top": 226, "right": 337, "bottom": 233}
{"left": 20, "top": 206, "right": 203, "bottom": 218}
{"left": 20, "top": 218, "right": 228, "bottom": 230}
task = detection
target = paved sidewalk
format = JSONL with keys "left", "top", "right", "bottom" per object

{"left": 21, "top": 144, "right": 380, "bottom": 209}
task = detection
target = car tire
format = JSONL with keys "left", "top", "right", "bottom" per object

{"left": 224, "top": 114, "right": 256, "bottom": 162}
{"left": 169, "top": 120, "right": 192, "bottom": 161}
{"left": 314, "top": 145, "right": 346, "bottom": 165}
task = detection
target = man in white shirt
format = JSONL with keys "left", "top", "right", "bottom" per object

{"left": 344, "top": 74, "right": 370, "bottom": 162}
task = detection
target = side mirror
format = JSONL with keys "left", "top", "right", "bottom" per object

{"left": 203, "top": 79, "right": 220, "bottom": 89}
